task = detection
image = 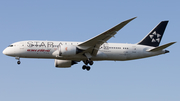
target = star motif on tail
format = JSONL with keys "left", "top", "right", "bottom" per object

{"left": 149, "top": 31, "right": 161, "bottom": 43}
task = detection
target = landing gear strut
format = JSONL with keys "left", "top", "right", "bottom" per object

{"left": 15, "top": 57, "right": 21, "bottom": 65}
{"left": 83, "top": 59, "right": 94, "bottom": 65}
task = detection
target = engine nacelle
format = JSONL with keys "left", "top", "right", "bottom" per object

{"left": 59, "top": 45, "right": 77, "bottom": 56}
{"left": 59, "top": 45, "right": 83, "bottom": 56}
{"left": 55, "top": 59, "right": 72, "bottom": 68}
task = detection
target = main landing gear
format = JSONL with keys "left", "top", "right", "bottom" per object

{"left": 82, "top": 59, "right": 94, "bottom": 71}
{"left": 82, "top": 53, "right": 94, "bottom": 71}
{"left": 15, "top": 57, "right": 21, "bottom": 65}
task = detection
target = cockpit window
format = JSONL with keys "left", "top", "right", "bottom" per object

{"left": 8, "top": 45, "right": 13, "bottom": 47}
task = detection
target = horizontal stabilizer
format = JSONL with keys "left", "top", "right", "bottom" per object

{"left": 147, "top": 42, "right": 176, "bottom": 52}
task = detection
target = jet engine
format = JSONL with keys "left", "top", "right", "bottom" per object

{"left": 59, "top": 45, "right": 83, "bottom": 56}
{"left": 54, "top": 59, "right": 77, "bottom": 68}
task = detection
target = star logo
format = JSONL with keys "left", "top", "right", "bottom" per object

{"left": 149, "top": 31, "right": 161, "bottom": 43}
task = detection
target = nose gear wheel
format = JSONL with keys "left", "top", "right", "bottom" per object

{"left": 17, "top": 61, "right": 21, "bottom": 65}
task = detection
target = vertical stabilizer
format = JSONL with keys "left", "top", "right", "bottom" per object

{"left": 138, "top": 21, "right": 168, "bottom": 47}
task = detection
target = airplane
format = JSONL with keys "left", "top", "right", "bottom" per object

{"left": 2, "top": 17, "right": 176, "bottom": 71}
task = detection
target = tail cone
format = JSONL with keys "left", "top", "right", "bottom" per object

{"left": 165, "top": 50, "right": 169, "bottom": 53}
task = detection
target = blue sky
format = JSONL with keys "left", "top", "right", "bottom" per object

{"left": 0, "top": 0, "right": 180, "bottom": 101}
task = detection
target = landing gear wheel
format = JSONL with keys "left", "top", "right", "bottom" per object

{"left": 17, "top": 61, "right": 21, "bottom": 65}
{"left": 86, "top": 66, "right": 90, "bottom": 71}
{"left": 89, "top": 60, "right": 93, "bottom": 65}
{"left": 83, "top": 60, "right": 94, "bottom": 65}
{"left": 85, "top": 60, "right": 88, "bottom": 65}
{"left": 82, "top": 65, "right": 91, "bottom": 71}
{"left": 82, "top": 65, "right": 86, "bottom": 70}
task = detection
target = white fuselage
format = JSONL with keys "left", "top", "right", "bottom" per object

{"left": 3, "top": 40, "right": 166, "bottom": 61}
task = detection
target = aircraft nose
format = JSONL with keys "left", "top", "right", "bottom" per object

{"left": 2, "top": 48, "right": 7, "bottom": 55}
{"left": 2, "top": 48, "right": 14, "bottom": 56}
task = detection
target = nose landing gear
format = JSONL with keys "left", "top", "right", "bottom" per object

{"left": 15, "top": 57, "right": 21, "bottom": 65}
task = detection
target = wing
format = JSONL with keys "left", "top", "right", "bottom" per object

{"left": 77, "top": 17, "right": 136, "bottom": 56}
